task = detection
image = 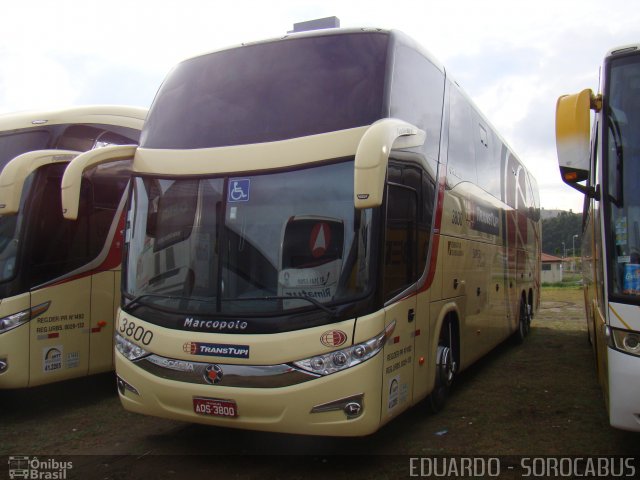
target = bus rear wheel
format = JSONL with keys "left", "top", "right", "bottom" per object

{"left": 514, "top": 298, "right": 531, "bottom": 344}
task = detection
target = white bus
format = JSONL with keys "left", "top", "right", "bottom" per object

{"left": 0, "top": 105, "right": 146, "bottom": 388}
{"left": 63, "top": 28, "right": 540, "bottom": 436}
{"left": 556, "top": 44, "right": 640, "bottom": 431}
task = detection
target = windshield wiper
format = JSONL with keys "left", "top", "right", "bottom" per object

{"left": 607, "top": 106, "right": 625, "bottom": 207}
{"left": 122, "top": 293, "right": 204, "bottom": 310}
{"left": 122, "top": 293, "right": 165, "bottom": 310}
{"left": 235, "top": 295, "right": 338, "bottom": 317}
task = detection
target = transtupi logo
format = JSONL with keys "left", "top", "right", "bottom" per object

{"left": 182, "top": 342, "right": 250, "bottom": 359}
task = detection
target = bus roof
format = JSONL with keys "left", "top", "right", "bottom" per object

{"left": 179, "top": 27, "right": 446, "bottom": 75}
{"left": 606, "top": 44, "right": 640, "bottom": 58}
{"left": 0, "top": 105, "right": 147, "bottom": 132}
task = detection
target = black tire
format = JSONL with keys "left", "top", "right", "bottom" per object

{"left": 513, "top": 298, "right": 531, "bottom": 344}
{"left": 427, "top": 324, "right": 457, "bottom": 413}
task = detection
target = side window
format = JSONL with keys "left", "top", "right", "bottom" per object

{"left": 56, "top": 125, "right": 102, "bottom": 151}
{"left": 387, "top": 160, "right": 435, "bottom": 281}
{"left": 474, "top": 114, "right": 502, "bottom": 198}
{"left": 383, "top": 181, "right": 417, "bottom": 300}
{"left": 0, "top": 130, "right": 51, "bottom": 169}
{"left": 447, "top": 85, "right": 477, "bottom": 186}
{"left": 389, "top": 44, "right": 445, "bottom": 168}
{"left": 26, "top": 163, "right": 126, "bottom": 286}
{"left": 56, "top": 125, "right": 139, "bottom": 151}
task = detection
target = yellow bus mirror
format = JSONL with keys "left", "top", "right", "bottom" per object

{"left": 0, "top": 150, "right": 80, "bottom": 215}
{"left": 354, "top": 119, "right": 426, "bottom": 209}
{"left": 555, "top": 89, "right": 596, "bottom": 189}
{"left": 61, "top": 144, "right": 137, "bottom": 219}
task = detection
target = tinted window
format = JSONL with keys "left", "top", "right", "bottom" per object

{"left": 0, "top": 130, "right": 51, "bottom": 170}
{"left": 141, "top": 33, "right": 389, "bottom": 149}
{"left": 26, "top": 163, "right": 127, "bottom": 286}
{"left": 447, "top": 84, "right": 477, "bottom": 185}
{"left": 474, "top": 113, "right": 502, "bottom": 198}
{"left": 389, "top": 44, "right": 445, "bottom": 168}
{"left": 384, "top": 182, "right": 417, "bottom": 300}
{"left": 57, "top": 125, "right": 139, "bottom": 151}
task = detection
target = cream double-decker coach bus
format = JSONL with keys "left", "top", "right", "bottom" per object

{"left": 0, "top": 105, "right": 146, "bottom": 388}
{"left": 556, "top": 44, "right": 640, "bottom": 431}
{"left": 62, "top": 28, "right": 540, "bottom": 435}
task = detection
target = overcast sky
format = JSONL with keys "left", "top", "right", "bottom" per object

{"left": 1, "top": 0, "right": 637, "bottom": 213}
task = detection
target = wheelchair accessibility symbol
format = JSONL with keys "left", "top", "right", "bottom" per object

{"left": 228, "top": 179, "right": 250, "bottom": 202}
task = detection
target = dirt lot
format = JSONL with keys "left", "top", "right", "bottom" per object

{"left": 1, "top": 287, "right": 639, "bottom": 479}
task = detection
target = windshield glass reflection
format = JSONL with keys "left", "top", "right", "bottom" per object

{"left": 124, "top": 160, "right": 373, "bottom": 315}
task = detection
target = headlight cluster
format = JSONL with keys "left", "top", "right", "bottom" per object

{"left": 115, "top": 332, "right": 150, "bottom": 361}
{"left": 609, "top": 327, "right": 640, "bottom": 357}
{"left": 0, "top": 302, "right": 50, "bottom": 334}
{"left": 293, "top": 321, "right": 395, "bottom": 376}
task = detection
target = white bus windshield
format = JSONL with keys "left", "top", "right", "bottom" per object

{"left": 124, "top": 160, "right": 374, "bottom": 315}
{"left": 606, "top": 54, "right": 640, "bottom": 299}
{"left": 140, "top": 33, "right": 388, "bottom": 149}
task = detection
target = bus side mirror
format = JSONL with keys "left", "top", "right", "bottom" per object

{"left": 555, "top": 88, "right": 600, "bottom": 197}
{"left": 61, "top": 144, "right": 137, "bottom": 220}
{"left": 354, "top": 119, "right": 425, "bottom": 209}
{"left": 0, "top": 150, "right": 80, "bottom": 215}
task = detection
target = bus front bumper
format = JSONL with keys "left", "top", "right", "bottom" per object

{"left": 0, "top": 324, "right": 29, "bottom": 389}
{"left": 608, "top": 346, "right": 640, "bottom": 431}
{"left": 115, "top": 349, "right": 385, "bottom": 436}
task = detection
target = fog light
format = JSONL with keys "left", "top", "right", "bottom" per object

{"left": 310, "top": 393, "right": 365, "bottom": 419}
{"left": 116, "top": 375, "right": 139, "bottom": 396}
{"left": 610, "top": 327, "right": 640, "bottom": 356}
{"left": 344, "top": 401, "right": 363, "bottom": 418}
{"left": 623, "top": 334, "right": 640, "bottom": 352}
{"left": 0, "top": 358, "right": 7, "bottom": 374}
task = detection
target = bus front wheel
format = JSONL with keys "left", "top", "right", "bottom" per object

{"left": 427, "top": 323, "right": 457, "bottom": 413}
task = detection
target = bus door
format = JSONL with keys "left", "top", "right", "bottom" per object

{"left": 0, "top": 150, "right": 91, "bottom": 386}
{"left": 28, "top": 159, "right": 131, "bottom": 384}
{"left": 27, "top": 162, "right": 92, "bottom": 385}
{"left": 381, "top": 181, "right": 418, "bottom": 420}
{"left": 84, "top": 161, "right": 132, "bottom": 374}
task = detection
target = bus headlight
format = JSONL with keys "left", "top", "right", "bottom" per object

{"left": 293, "top": 321, "right": 395, "bottom": 376}
{"left": 0, "top": 302, "right": 50, "bottom": 334}
{"left": 115, "top": 332, "right": 150, "bottom": 361}
{"left": 610, "top": 327, "right": 640, "bottom": 356}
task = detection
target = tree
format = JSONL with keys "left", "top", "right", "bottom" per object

{"left": 541, "top": 211, "right": 582, "bottom": 256}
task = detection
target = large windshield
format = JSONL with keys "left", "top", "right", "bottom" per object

{"left": 140, "top": 32, "right": 388, "bottom": 149}
{"left": 124, "top": 160, "right": 374, "bottom": 316}
{"left": 605, "top": 53, "right": 640, "bottom": 299}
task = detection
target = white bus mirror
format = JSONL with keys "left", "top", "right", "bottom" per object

{"left": 354, "top": 119, "right": 426, "bottom": 209}
{"left": 555, "top": 89, "right": 600, "bottom": 194}
{"left": 0, "top": 150, "right": 80, "bottom": 215}
{"left": 61, "top": 144, "right": 137, "bottom": 219}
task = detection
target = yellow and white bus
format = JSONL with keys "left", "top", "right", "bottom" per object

{"left": 62, "top": 28, "right": 540, "bottom": 436}
{"left": 556, "top": 44, "right": 640, "bottom": 431}
{"left": 0, "top": 105, "right": 146, "bottom": 388}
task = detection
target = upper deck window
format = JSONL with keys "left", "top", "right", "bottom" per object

{"left": 141, "top": 33, "right": 389, "bottom": 149}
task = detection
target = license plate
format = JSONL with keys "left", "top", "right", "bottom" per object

{"left": 193, "top": 397, "right": 238, "bottom": 418}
